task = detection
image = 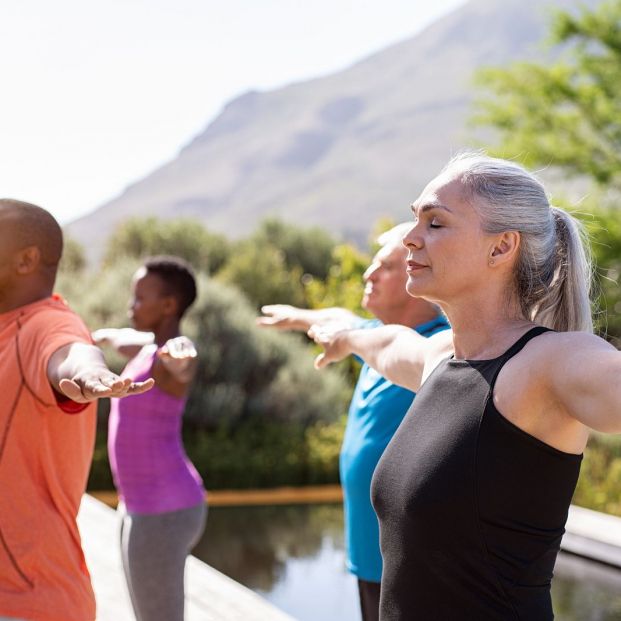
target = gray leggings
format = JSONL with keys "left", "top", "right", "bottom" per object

{"left": 120, "top": 503, "right": 207, "bottom": 621}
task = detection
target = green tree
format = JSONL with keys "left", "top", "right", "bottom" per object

{"left": 472, "top": 0, "right": 621, "bottom": 188}
{"left": 251, "top": 218, "right": 337, "bottom": 279}
{"left": 584, "top": 206, "right": 621, "bottom": 345}
{"left": 305, "top": 243, "right": 370, "bottom": 314}
{"left": 217, "top": 241, "right": 307, "bottom": 308}
{"left": 58, "top": 237, "right": 87, "bottom": 274}
{"left": 104, "top": 217, "right": 231, "bottom": 274}
{"left": 472, "top": 0, "right": 621, "bottom": 342}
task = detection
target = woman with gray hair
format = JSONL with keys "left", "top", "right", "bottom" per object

{"left": 309, "top": 152, "right": 620, "bottom": 620}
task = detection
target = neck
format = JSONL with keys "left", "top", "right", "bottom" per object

{"left": 376, "top": 302, "right": 440, "bottom": 328}
{"left": 153, "top": 321, "right": 181, "bottom": 347}
{"left": 0, "top": 287, "right": 52, "bottom": 315}
{"left": 440, "top": 292, "right": 533, "bottom": 360}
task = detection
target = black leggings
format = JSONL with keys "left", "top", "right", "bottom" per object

{"left": 358, "top": 578, "right": 381, "bottom": 621}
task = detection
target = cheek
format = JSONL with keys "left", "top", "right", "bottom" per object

{"left": 387, "top": 272, "right": 408, "bottom": 292}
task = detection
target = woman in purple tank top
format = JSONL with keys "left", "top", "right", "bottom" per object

{"left": 93, "top": 255, "right": 206, "bottom": 621}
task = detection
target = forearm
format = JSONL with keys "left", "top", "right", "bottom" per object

{"left": 258, "top": 305, "right": 360, "bottom": 331}
{"left": 92, "top": 328, "right": 154, "bottom": 353}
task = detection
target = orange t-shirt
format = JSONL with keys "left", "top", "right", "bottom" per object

{"left": 0, "top": 296, "right": 97, "bottom": 621}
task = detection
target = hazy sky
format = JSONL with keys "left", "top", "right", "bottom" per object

{"left": 1, "top": 0, "right": 466, "bottom": 224}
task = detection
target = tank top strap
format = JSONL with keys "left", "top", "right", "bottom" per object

{"left": 486, "top": 325, "right": 553, "bottom": 388}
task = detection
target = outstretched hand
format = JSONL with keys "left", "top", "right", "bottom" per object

{"left": 58, "top": 372, "right": 154, "bottom": 403}
{"left": 256, "top": 304, "right": 308, "bottom": 331}
{"left": 308, "top": 323, "right": 352, "bottom": 369}
{"left": 157, "top": 336, "right": 198, "bottom": 381}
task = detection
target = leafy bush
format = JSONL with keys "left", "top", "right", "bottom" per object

{"left": 574, "top": 433, "right": 621, "bottom": 517}
{"left": 250, "top": 217, "right": 337, "bottom": 280}
{"left": 185, "top": 276, "right": 349, "bottom": 429}
{"left": 216, "top": 242, "right": 307, "bottom": 309}
{"left": 182, "top": 418, "right": 345, "bottom": 490}
{"left": 582, "top": 206, "right": 621, "bottom": 345}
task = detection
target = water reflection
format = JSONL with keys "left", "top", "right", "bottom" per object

{"left": 553, "top": 553, "right": 621, "bottom": 620}
{"left": 193, "top": 504, "right": 344, "bottom": 592}
{"left": 193, "top": 503, "right": 621, "bottom": 621}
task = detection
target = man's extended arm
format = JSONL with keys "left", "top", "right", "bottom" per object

{"left": 257, "top": 304, "right": 361, "bottom": 332}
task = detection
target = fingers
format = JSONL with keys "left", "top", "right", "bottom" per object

{"left": 308, "top": 324, "right": 327, "bottom": 343}
{"left": 60, "top": 373, "right": 154, "bottom": 403}
{"left": 91, "top": 329, "right": 113, "bottom": 344}
{"left": 127, "top": 378, "right": 155, "bottom": 395}
{"left": 158, "top": 337, "right": 198, "bottom": 360}
{"left": 261, "top": 304, "right": 292, "bottom": 314}
{"left": 308, "top": 323, "right": 345, "bottom": 368}
{"left": 59, "top": 378, "right": 88, "bottom": 402}
{"left": 59, "top": 377, "right": 123, "bottom": 402}
{"left": 256, "top": 305, "right": 298, "bottom": 330}
{"left": 314, "top": 352, "right": 328, "bottom": 369}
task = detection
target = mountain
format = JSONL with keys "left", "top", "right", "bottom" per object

{"left": 68, "top": 0, "right": 598, "bottom": 262}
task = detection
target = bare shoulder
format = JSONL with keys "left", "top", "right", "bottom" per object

{"left": 520, "top": 330, "right": 616, "bottom": 369}
{"left": 503, "top": 329, "right": 619, "bottom": 404}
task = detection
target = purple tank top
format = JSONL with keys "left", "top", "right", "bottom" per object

{"left": 108, "top": 346, "right": 205, "bottom": 514}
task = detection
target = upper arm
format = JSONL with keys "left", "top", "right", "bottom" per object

{"left": 545, "top": 332, "right": 621, "bottom": 433}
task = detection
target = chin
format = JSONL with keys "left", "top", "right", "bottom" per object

{"left": 406, "top": 276, "right": 435, "bottom": 299}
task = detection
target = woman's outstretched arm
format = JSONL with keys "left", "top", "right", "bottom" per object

{"left": 309, "top": 323, "right": 452, "bottom": 392}
{"left": 545, "top": 332, "right": 621, "bottom": 433}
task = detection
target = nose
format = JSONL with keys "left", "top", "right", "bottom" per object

{"left": 403, "top": 223, "right": 423, "bottom": 250}
{"left": 363, "top": 262, "right": 379, "bottom": 282}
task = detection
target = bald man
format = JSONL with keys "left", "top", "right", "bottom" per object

{"left": 0, "top": 199, "right": 153, "bottom": 621}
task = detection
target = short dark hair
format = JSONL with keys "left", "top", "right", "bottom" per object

{"left": 0, "top": 198, "right": 63, "bottom": 267}
{"left": 143, "top": 255, "right": 197, "bottom": 318}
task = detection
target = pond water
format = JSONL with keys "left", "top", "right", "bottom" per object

{"left": 192, "top": 503, "right": 621, "bottom": 621}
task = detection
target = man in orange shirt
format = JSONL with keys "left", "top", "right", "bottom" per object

{"left": 0, "top": 199, "right": 154, "bottom": 621}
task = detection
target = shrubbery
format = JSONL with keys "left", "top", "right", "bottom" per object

{"left": 56, "top": 240, "right": 351, "bottom": 490}
{"left": 574, "top": 434, "right": 621, "bottom": 517}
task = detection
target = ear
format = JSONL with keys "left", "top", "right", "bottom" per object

{"left": 162, "top": 295, "right": 179, "bottom": 318}
{"left": 488, "top": 231, "right": 520, "bottom": 268}
{"left": 15, "top": 246, "right": 41, "bottom": 275}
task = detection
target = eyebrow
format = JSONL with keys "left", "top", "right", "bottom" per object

{"left": 410, "top": 202, "right": 452, "bottom": 216}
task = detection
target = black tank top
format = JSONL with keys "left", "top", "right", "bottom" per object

{"left": 371, "top": 327, "right": 582, "bottom": 620}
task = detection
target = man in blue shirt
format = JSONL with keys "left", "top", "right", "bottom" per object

{"left": 258, "top": 224, "right": 449, "bottom": 621}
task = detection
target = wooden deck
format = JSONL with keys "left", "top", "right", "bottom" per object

{"left": 79, "top": 486, "right": 621, "bottom": 621}
{"left": 563, "top": 504, "right": 621, "bottom": 568}
{"left": 77, "top": 495, "right": 296, "bottom": 621}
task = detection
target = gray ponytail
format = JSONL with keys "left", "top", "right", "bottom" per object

{"left": 442, "top": 153, "right": 593, "bottom": 333}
